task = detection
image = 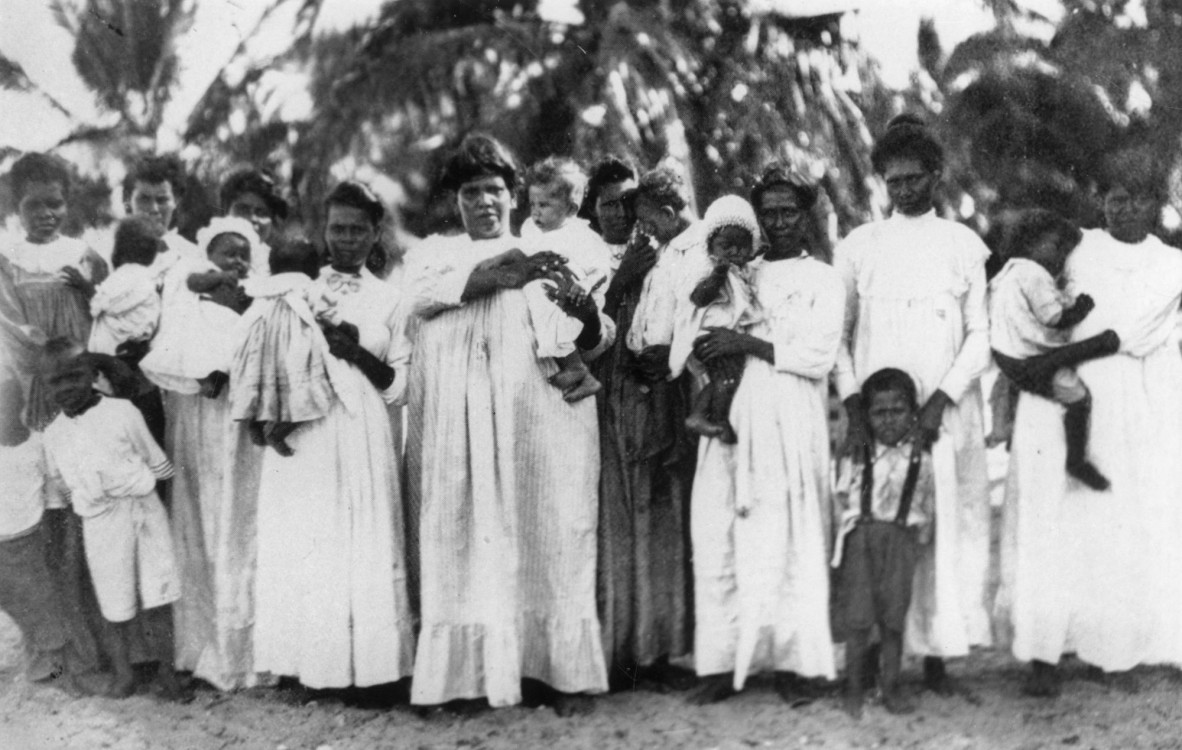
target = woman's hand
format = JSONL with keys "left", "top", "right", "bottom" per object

{"left": 544, "top": 274, "right": 604, "bottom": 325}
{"left": 204, "top": 281, "right": 251, "bottom": 314}
{"left": 914, "top": 389, "right": 952, "bottom": 448}
{"left": 634, "top": 344, "right": 672, "bottom": 381}
{"left": 693, "top": 327, "right": 769, "bottom": 363}
{"left": 60, "top": 266, "right": 95, "bottom": 300}
{"left": 612, "top": 236, "right": 658, "bottom": 292}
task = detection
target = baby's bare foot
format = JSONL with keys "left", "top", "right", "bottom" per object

{"left": 563, "top": 374, "right": 602, "bottom": 402}
{"left": 685, "top": 413, "right": 726, "bottom": 439}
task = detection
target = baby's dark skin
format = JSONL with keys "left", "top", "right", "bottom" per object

{"left": 690, "top": 264, "right": 730, "bottom": 308}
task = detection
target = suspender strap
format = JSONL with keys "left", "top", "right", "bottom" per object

{"left": 858, "top": 445, "right": 875, "bottom": 520}
{"left": 894, "top": 440, "right": 925, "bottom": 525}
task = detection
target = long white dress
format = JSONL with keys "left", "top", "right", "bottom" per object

{"left": 252, "top": 267, "right": 415, "bottom": 688}
{"left": 690, "top": 255, "right": 845, "bottom": 689}
{"left": 147, "top": 260, "right": 266, "bottom": 690}
{"left": 833, "top": 210, "right": 993, "bottom": 658}
{"left": 998, "top": 229, "right": 1182, "bottom": 671}
{"left": 405, "top": 233, "right": 609, "bottom": 707}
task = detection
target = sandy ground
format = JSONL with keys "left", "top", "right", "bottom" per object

{"left": 4, "top": 607, "right": 1182, "bottom": 750}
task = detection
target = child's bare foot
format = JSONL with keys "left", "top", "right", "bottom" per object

{"left": 1066, "top": 459, "right": 1110, "bottom": 491}
{"left": 882, "top": 689, "right": 917, "bottom": 714}
{"left": 107, "top": 669, "right": 136, "bottom": 698}
{"left": 842, "top": 689, "right": 864, "bottom": 719}
{"left": 549, "top": 367, "right": 586, "bottom": 391}
{"left": 62, "top": 670, "right": 113, "bottom": 697}
{"left": 563, "top": 373, "right": 602, "bottom": 402}
{"left": 248, "top": 421, "right": 267, "bottom": 447}
{"left": 265, "top": 422, "right": 296, "bottom": 457}
{"left": 685, "top": 412, "right": 726, "bottom": 439}
{"left": 688, "top": 674, "right": 736, "bottom": 705}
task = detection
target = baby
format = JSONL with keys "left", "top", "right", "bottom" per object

{"left": 832, "top": 368, "right": 934, "bottom": 719}
{"left": 520, "top": 157, "right": 612, "bottom": 402}
{"left": 141, "top": 217, "right": 260, "bottom": 399}
{"left": 39, "top": 339, "right": 187, "bottom": 701}
{"left": 88, "top": 218, "right": 162, "bottom": 356}
{"left": 680, "top": 195, "right": 762, "bottom": 444}
{"left": 231, "top": 239, "right": 347, "bottom": 456}
{"left": 989, "top": 209, "right": 1120, "bottom": 490}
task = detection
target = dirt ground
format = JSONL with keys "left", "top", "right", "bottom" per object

{"left": 4, "top": 609, "right": 1182, "bottom": 750}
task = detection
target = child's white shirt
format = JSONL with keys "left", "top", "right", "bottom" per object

{"left": 42, "top": 397, "right": 174, "bottom": 519}
{"left": 831, "top": 439, "right": 935, "bottom": 567}
{"left": 88, "top": 263, "right": 161, "bottom": 355}
{"left": 989, "top": 257, "right": 1072, "bottom": 359}
{"left": 0, "top": 434, "right": 49, "bottom": 540}
{"left": 519, "top": 217, "right": 612, "bottom": 358}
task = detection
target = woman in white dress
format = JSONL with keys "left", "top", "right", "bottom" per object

{"left": 687, "top": 168, "right": 845, "bottom": 704}
{"left": 406, "top": 134, "right": 610, "bottom": 715}
{"left": 250, "top": 185, "right": 415, "bottom": 690}
{"left": 998, "top": 148, "right": 1182, "bottom": 696}
{"left": 833, "top": 116, "right": 993, "bottom": 693}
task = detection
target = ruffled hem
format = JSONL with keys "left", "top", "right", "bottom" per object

{"left": 411, "top": 613, "right": 608, "bottom": 706}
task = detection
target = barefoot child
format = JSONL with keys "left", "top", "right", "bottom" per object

{"left": 989, "top": 209, "right": 1120, "bottom": 490}
{"left": 87, "top": 217, "right": 163, "bottom": 357}
{"left": 520, "top": 157, "right": 611, "bottom": 402}
{"left": 230, "top": 239, "right": 347, "bottom": 456}
{"left": 141, "top": 217, "right": 259, "bottom": 399}
{"left": 678, "top": 195, "right": 761, "bottom": 444}
{"left": 832, "top": 368, "right": 934, "bottom": 719}
{"left": 39, "top": 338, "right": 187, "bottom": 701}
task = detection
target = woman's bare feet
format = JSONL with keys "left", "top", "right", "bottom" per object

{"left": 688, "top": 674, "right": 736, "bottom": 705}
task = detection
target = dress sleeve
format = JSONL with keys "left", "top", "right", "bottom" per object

{"left": 407, "top": 239, "right": 481, "bottom": 318}
{"left": 380, "top": 294, "right": 413, "bottom": 406}
{"left": 123, "top": 402, "right": 174, "bottom": 480}
{"left": 770, "top": 265, "right": 846, "bottom": 380}
{"left": 832, "top": 236, "right": 861, "bottom": 400}
{"left": 937, "top": 237, "right": 991, "bottom": 402}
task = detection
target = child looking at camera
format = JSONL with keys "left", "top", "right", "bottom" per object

{"left": 832, "top": 368, "right": 934, "bottom": 719}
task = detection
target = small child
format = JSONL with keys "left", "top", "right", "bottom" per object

{"left": 140, "top": 217, "right": 260, "bottom": 399}
{"left": 520, "top": 157, "right": 612, "bottom": 402}
{"left": 678, "top": 195, "right": 762, "bottom": 444}
{"left": 39, "top": 338, "right": 188, "bottom": 701}
{"left": 989, "top": 209, "right": 1120, "bottom": 490}
{"left": 88, "top": 217, "right": 163, "bottom": 357}
{"left": 832, "top": 368, "right": 934, "bottom": 719}
{"left": 0, "top": 371, "right": 111, "bottom": 695}
{"left": 231, "top": 239, "right": 347, "bottom": 456}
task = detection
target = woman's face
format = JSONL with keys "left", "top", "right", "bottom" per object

{"left": 19, "top": 180, "right": 68, "bottom": 244}
{"left": 227, "top": 191, "right": 276, "bottom": 244}
{"left": 883, "top": 157, "right": 938, "bottom": 217}
{"left": 595, "top": 179, "right": 636, "bottom": 245}
{"left": 127, "top": 180, "right": 176, "bottom": 238}
{"left": 458, "top": 175, "right": 513, "bottom": 240}
{"left": 1102, "top": 184, "right": 1160, "bottom": 244}
{"left": 325, "top": 204, "right": 377, "bottom": 272}
{"left": 756, "top": 187, "right": 808, "bottom": 255}
{"left": 207, "top": 233, "right": 251, "bottom": 277}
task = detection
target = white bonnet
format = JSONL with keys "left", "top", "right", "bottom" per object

{"left": 702, "top": 194, "right": 760, "bottom": 245}
{"left": 196, "top": 216, "right": 264, "bottom": 263}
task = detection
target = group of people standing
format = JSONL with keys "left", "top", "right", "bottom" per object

{"left": 1, "top": 115, "right": 1181, "bottom": 722}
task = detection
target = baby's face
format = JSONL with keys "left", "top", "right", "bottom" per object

{"left": 708, "top": 226, "right": 755, "bottom": 266}
{"left": 529, "top": 185, "right": 571, "bottom": 233}
{"left": 207, "top": 233, "right": 251, "bottom": 277}
{"left": 1027, "top": 231, "right": 1067, "bottom": 278}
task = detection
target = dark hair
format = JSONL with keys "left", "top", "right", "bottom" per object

{"left": 325, "top": 181, "right": 387, "bottom": 274}
{"left": 750, "top": 163, "right": 818, "bottom": 213}
{"left": 37, "top": 336, "right": 87, "bottom": 377}
{"left": 585, "top": 156, "right": 636, "bottom": 207}
{"left": 634, "top": 166, "right": 688, "bottom": 212}
{"left": 111, "top": 217, "right": 162, "bottom": 268}
{"left": 122, "top": 154, "right": 186, "bottom": 203}
{"left": 525, "top": 156, "right": 587, "bottom": 208}
{"left": 1001, "top": 208, "right": 1081, "bottom": 261}
{"left": 325, "top": 180, "right": 385, "bottom": 227}
{"left": 870, "top": 114, "right": 945, "bottom": 175}
{"left": 439, "top": 134, "right": 519, "bottom": 194}
{"left": 1096, "top": 146, "right": 1168, "bottom": 200}
{"left": 861, "top": 367, "right": 919, "bottom": 411}
{"left": 11, "top": 152, "right": 71, "bottom": 201}
{"left": 269, "top": 237, "right": 321, "bottom": 279}
{"left": 219, "top": 167, "right": 289, "bottom": 221}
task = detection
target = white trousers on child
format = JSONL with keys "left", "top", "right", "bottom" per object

{"left": 82, "top": 492, "right": 181, "bottom": 622}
